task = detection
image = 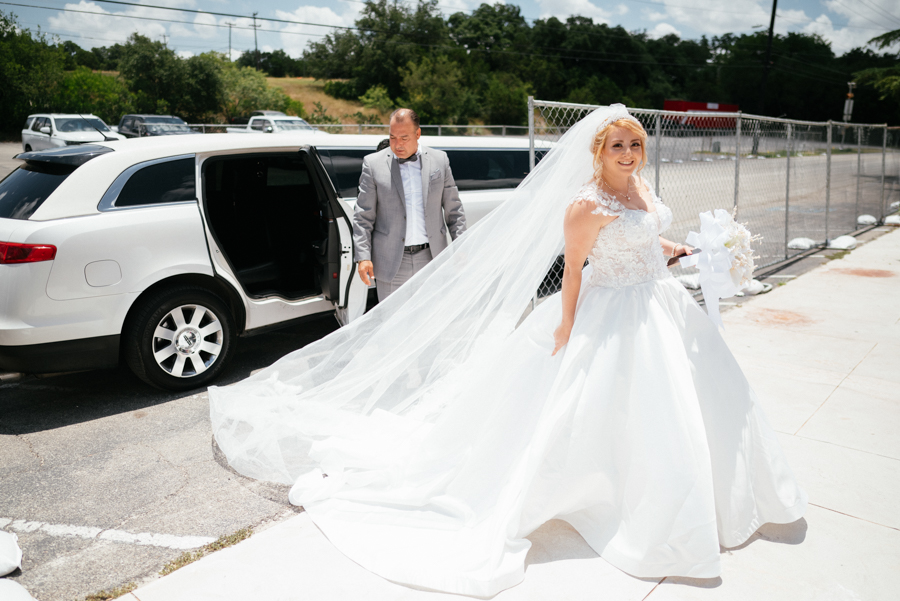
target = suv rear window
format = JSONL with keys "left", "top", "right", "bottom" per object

{"left": 0, "top": 163, "right": 74, "bottom": 220}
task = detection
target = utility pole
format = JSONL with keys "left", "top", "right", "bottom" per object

{"left": 759, "top": 0, "right": 778, "bottom": 115}
{"left": 162, "top": 34, "right": 168, "bottom": 49}
{"left": 843, "top": 81, "right": 856, "bottom": 123}
{"left": 251, "top": 12, "right": 260, "bottom": 71}
{"left": 225, "top": 22, "right": 235, "bottom": 61}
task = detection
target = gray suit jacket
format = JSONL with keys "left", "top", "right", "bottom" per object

{"left": 352, "top": 145, "right": 467, "bottom": 283}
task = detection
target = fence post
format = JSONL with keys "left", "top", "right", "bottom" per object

{"left": 654, "top": 113, "right": 661, "bottom": 194}
{"left": 528, "top": 96, "right": 535, "bottom": 171}
{"left": 855, "top": 126, "right": 862, "bottom": 221}
{"left": 882, "top": 124, "right": 888, "bottom": 222}
{"left": 438, "top": 125, "right": 442, "bottom": 136}
{"left": 502, "top": 126, "right": 507, "bottom": 136}
{"left": 825, "top": 121, "right": 832, "bottom": 244}
{"left": 785, "top": 123, "right": 792, "bottom": 259}
{"left": 734, "top": 113, "right": 741, "bottom": 217}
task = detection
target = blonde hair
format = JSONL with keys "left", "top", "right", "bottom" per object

{"left": 590, "top": 118, "right": 648, "bottom": 184}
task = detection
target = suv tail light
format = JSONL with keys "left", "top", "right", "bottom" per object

{"left": 0, "top": 241, "right": 57, "bottom": 264}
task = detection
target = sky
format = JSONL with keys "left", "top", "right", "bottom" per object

{"left": 5, "top": 0, "right": 899, "bottom": 61}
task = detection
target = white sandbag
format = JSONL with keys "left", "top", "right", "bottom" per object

{"left": 0, "top": 531, "right": 22, "bottom": 576}
{"left": 0, "top": 580, "right": 38, "bottom": 601}
{"left": 787, "top": 237, "right": 816, "bottom": 250}
{"left": 827, "top": 235, "right": 857, "bottom": 250}
{"left": 735, "top": 279, "right": 772, "bottom": 296}
{"left": 890, "top": 201, "right": 899, "bottom": 211}
{"left": 857, "top": 214, "right": 877, "bottom": 225}
{"left": 885, "top": 214, "right": 900, "bottom": 226}
{"left": 676, "top": 273, "right": 701, "bottom": 290}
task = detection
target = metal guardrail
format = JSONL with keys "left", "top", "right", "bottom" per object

{"left": 187, "top": 123, "right": 529, "bottom": 136}
{"left": 527, "top": 97, "right": 900, "bottom": 296}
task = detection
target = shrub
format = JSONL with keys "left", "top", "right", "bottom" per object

{"left": 323, "top": 79, "right": 358, "bottom": 100}
{"left": 358, "top": 84, "right": 395, "bottom": 114}
{"left": 52, "top": 67, "right": 134, "bottom": 125}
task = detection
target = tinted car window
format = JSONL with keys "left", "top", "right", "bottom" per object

{"left": 318, "top": 149, "right": 370, "bottom": 198}
{"left": 0, "top": 163, "right": 73, "bottom": 220}
{"left": 32, "top": 118, "right": 46, "bottom": 132}
{"left": 443, "top": 150, "right": 532, "bottom": 191}
{"left": 320, "top": 148, "right": 545, "bottom": 197}
{"left": 116, "top": 158, "right": 196, "bottom": 207}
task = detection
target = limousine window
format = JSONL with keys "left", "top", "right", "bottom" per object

{"left": 116, "top": 158, "right": 195, "bottom": 207}
{"left": 320, "top": 148, "right": 546, "bottom": 197}
{"left": 318, "top": 149, "right": 369, "bottom": 198}
{"left": 443, "top": 149, "right": 530, "bottom": 191}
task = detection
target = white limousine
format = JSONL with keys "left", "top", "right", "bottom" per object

{"left": 0, "top": 133, "right": 544, "bottom": 390}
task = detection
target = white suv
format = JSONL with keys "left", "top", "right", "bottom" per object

{"left": 0, "top": 133, "right": 540, "bottom": 390}
{"left": 22, "top": 113, "right": 125, "bottom": 152}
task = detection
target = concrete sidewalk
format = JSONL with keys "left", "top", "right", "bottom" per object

{"left": 125, "top": 229, "right": 900, "bottom": 601}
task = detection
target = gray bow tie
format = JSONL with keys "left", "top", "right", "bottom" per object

{"left": 398, "top": 154, "right": 418, "bottom": 164}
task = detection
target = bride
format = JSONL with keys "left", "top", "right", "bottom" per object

{"left": 209, "top": 104, "right": 807, "bottom": 597}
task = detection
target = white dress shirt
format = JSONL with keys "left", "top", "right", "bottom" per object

{"left": 398, "top": 150, "right": 429, "bottom": 246}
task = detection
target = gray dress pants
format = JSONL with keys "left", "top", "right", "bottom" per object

{"left": 376, "top": 248, "right": 432, "bottom": 301}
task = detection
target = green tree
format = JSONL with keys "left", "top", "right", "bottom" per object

{"left": 236, "top": 49, "right": 306, "bottom": 77}
{"left": 118, "top": 33, "right": 185, "bottom": 114}
{"left": 0, "top": 11, "right": 64, "bottom": 136}
{"left": 481, "top": 73, "right": 531, "bottom": 125}
{"left": 401, "top": 54, "right": 474, "bottom": 124}
{"left": 61, "top": 40, "right": 100, "bottom": 70}
{"left": 219, "top": 60, "right": 301, "bottom": 122}
{"left": 51, "top": 67, "right": 133, "bottom": 124}
{"left": 854, "top": 29, "right": 900, "bottom": 117}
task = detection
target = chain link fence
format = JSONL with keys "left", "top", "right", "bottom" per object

{"left": 528, "top": 98, "right": 900, "bottom": 297}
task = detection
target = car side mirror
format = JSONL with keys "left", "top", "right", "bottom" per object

{"left": 265, "top": 126, "right": 274, "bottom": 133}
{"left": 40, "top": 126, "right": 51, "bottom": 134}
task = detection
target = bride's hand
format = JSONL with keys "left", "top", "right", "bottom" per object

{"left": 552, "top": 322, "right": 572, "bottom": 356}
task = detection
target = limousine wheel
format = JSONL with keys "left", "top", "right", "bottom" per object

{"left": 124, "top": 286, "right": 235, "bottom": 391}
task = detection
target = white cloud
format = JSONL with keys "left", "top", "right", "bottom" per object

{"left": 47, "top": 1, "right": 168, "bottom": 46}
{"left": 274, "top": 5, "right": 359, "bottom": 57}
{"left": 640, "top": 0, "right": 896, "bottom": 55}
{"left": 535, "top": 0, "right": 612, "bottom": 23}
{"left": 649, "top": 22, "right": 681, "bottom": 39}
{"left": 176, "top": 49, "right": 194, "bottom": 58}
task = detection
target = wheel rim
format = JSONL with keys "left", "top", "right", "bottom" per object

{"left": 151, "top": 304, "right": 224, "bottom": 378}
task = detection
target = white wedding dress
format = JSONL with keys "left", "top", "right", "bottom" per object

{"left": 209, "top": 105, "right": 806, "bottom": 598}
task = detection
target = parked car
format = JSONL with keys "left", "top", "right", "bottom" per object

{"left": 226, "top": 115, "right": 324, "bottom": 135}
{"left": 0, "top": 133, "right": 545, "bottom": 390}
{"left": 21, "top": 114, "right": 124, "bottom": 151}
{"left": 117, "top": 114, "right": 198, "bottom": 138}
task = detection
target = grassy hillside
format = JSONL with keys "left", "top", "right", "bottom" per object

{"left": 267, "top": 78, "right": 387, "bottom": 124}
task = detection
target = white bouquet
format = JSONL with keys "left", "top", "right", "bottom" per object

{"left": 679, "top": 208, "right": 761, "bottom": 328}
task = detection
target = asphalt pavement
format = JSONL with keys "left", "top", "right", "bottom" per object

{"left": 0, "top": 315, "right": 338, "bottom": 601}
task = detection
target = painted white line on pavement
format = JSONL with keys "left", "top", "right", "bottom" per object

{"left": 2, "top": 518, "right": 215, "bottom": 550}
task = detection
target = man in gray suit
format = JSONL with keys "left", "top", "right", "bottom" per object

{"left": 353, "top": 109, "right": 467, "bottom": 301}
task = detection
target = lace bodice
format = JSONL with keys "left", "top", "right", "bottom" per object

{"left": 571, "top": 180, "right": 674, "bottom": 289}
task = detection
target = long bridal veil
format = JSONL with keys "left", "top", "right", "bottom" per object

{"left": 208, "top": 104, "right": 627, "bottom": 488}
